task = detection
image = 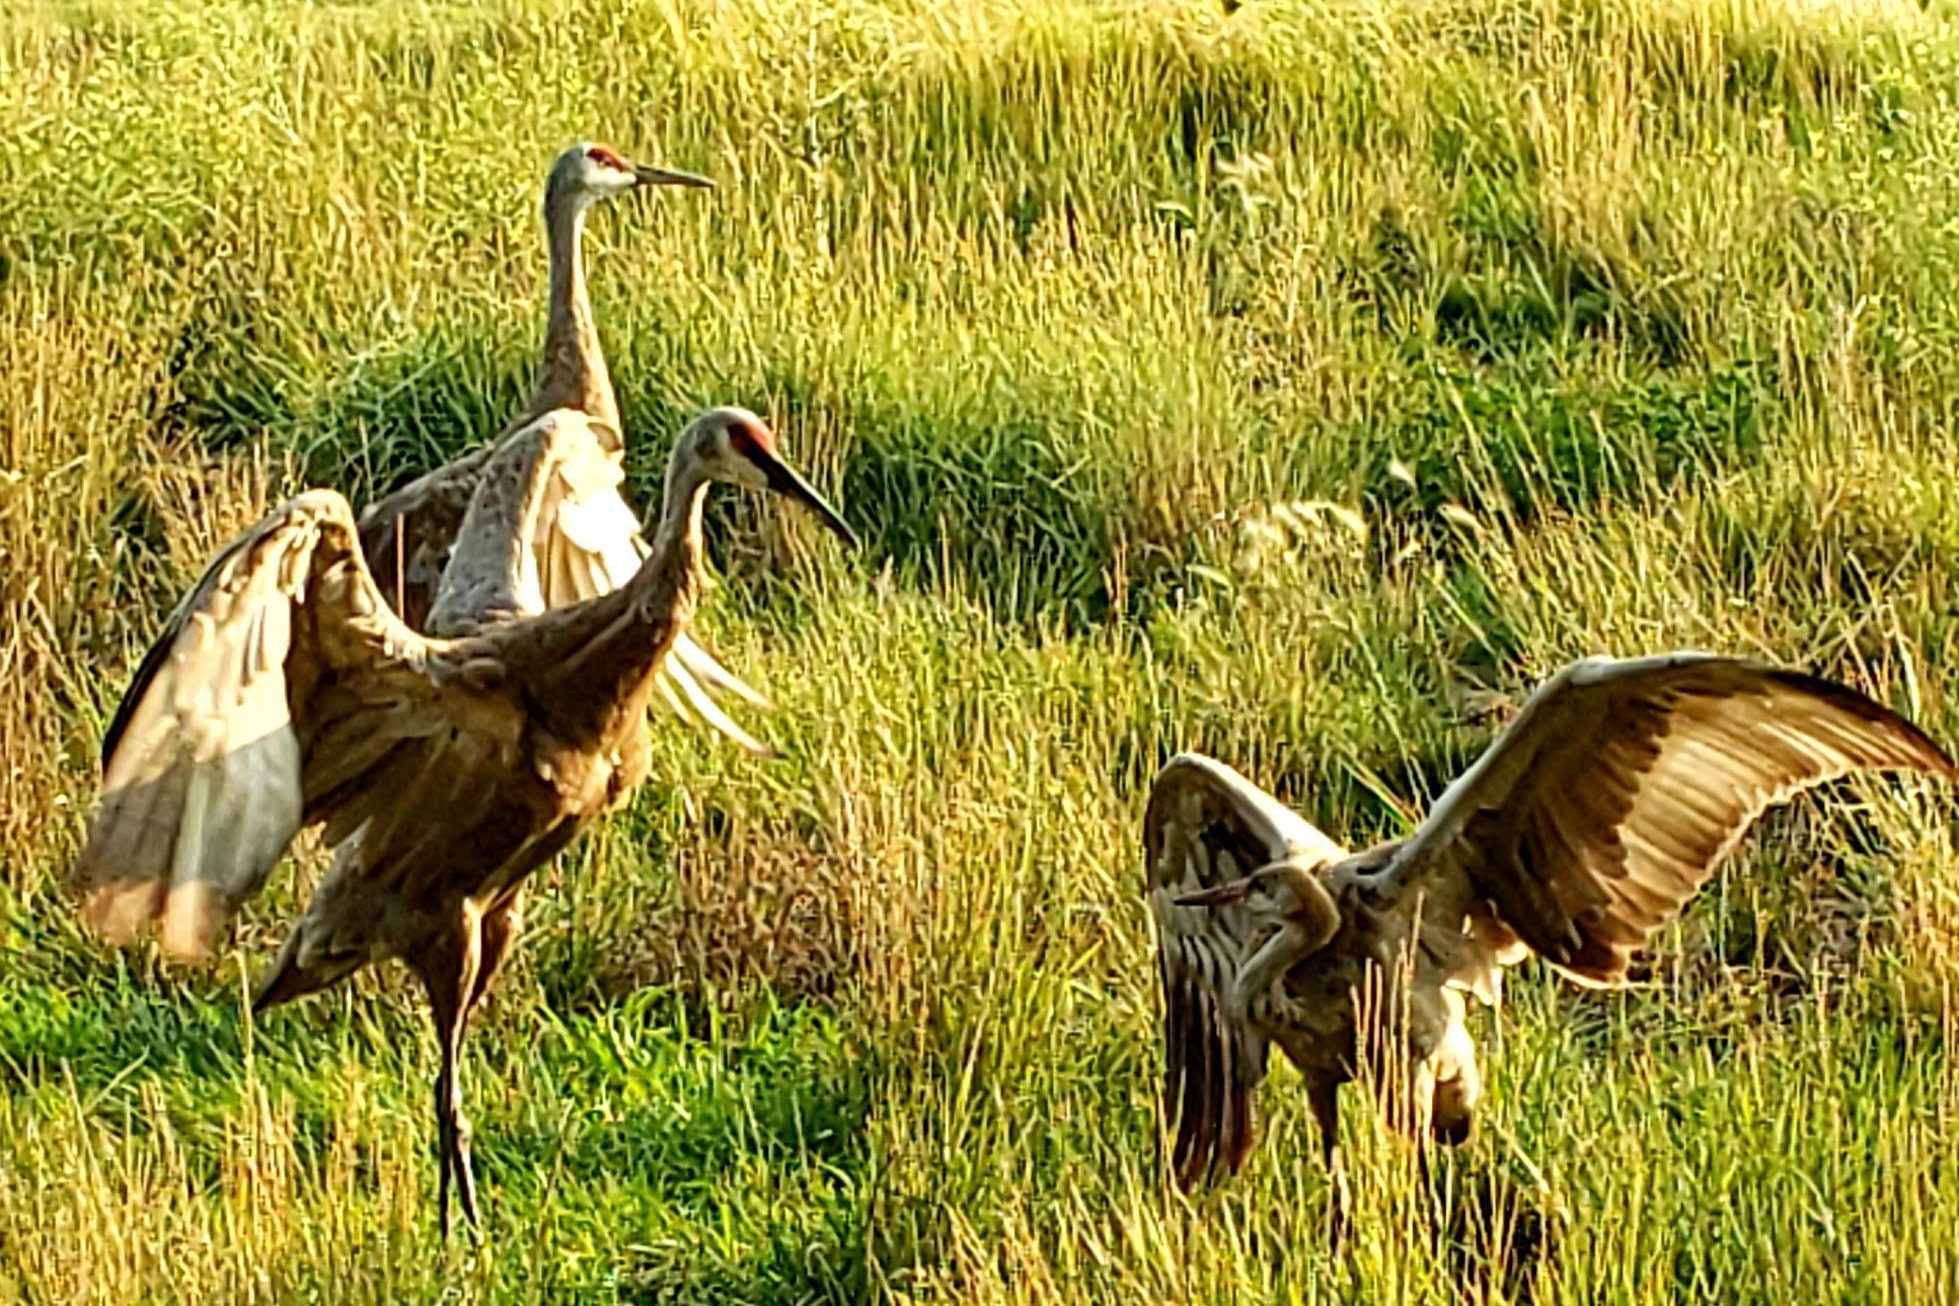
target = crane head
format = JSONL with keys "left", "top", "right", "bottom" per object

{"left": 678, "top": 406, "right": 859, "bottom": 548}
{"left": 548, "top": 141, "right": 713, "bottom": 207}
{"left": 1174, "top": 860, "right": 1331, "bottom": 928}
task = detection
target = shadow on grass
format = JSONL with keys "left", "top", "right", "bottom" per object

{"left": 144, "top": 230, "right": 1781, "bottom": 651}
{"left": 1431, "top": 1156, "right": 1564, "bottom": 1306}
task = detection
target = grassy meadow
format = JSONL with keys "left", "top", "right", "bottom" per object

{"left": 7, "top": 0, "right": 1959, "bottom": 1298}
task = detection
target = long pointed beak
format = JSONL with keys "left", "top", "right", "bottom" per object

{"left": 1175, "top": 878, "right": 1254, "bottom": 908}
{"left": 252, "top": 936, "right": 323, "bottom": 1014}
{"left": 756, "top": 451, "right": 859, "bottom": 549}
{"left": 633, "top": 164, "right": 713, "bottom": 189}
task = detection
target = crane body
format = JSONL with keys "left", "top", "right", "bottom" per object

{"left": 1148, "top": 656, "right": 1955, "bottom": 1242}
{"left": 75, "top": 406, "right": 856, "bottom": 1233}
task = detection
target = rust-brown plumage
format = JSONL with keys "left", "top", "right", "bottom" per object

{"left": 75, "top": 405, "right": 856, "bottom": 1234}
{"left": 1146, "top": 654, "right": 1954, "bottom": 1230}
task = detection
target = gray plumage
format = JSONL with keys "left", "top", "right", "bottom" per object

{"left": 353, "top": 142, "right": 774, "bottom": 755}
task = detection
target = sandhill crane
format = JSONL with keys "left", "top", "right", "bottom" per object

{"left": 1147, "top": 654, "right": 1952, "bottom": 1236}
{"left": 357, "top": 142, "right": 772, "bottom": 753}
{"left": 74, "top": 405, "right": 856, "bottom": 1234}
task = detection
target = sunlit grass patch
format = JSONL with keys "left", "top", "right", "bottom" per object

{"left": 5, "top": 0, "right": 1959, "bottom": 1299}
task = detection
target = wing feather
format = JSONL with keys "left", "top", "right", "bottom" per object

{"left": 1143, "top": 754, "right": 1347, "bottom": 1188}
{"left": 1388, "top": 654, "right": 1955, "bottom": 986}
{"left": 76, "top": 490, "right": 433, "bottom": 961}
{"left": 661, "top": 656, "right": 773, "bottom": 758}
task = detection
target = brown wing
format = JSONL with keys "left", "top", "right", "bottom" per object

{"left": 357, "top": 410, "right": 773, "bottom": 753}
{"left": 1386, "top": 653, "right": 1956, "bottom": 985}
{"left": 1143, "top": 753, "right": 1350, "bottom": 1188}
{"left": 77, "top": 489, "right": 436, "bottom": 961}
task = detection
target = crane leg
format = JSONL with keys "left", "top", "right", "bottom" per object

{"left": 467, "top": 891, "right": 525, "bottom": 1015}
{"left": 421, "top": 903, "right": 484, "bottom": 1238}
{"left": 433, "top": 1027, "right": 479, "bottom": 1238}
{"left": 1310, "top": 1078, "right": 1350, "bottom": 1254}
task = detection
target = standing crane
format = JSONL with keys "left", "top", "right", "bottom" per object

{"left": 74, "top": 405, "right": 856, "bottom": 1234}
{"left": 1146, "top": 654, "right": 1952, "bottom": 1238}
{"left": 358, "top": 141, "right": 773, "bottom": 753}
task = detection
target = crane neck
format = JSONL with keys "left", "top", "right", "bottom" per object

{"left": 611, "top": 449, "right": 712, "bottom": 669}
{"left": 1228, "top": 885, "right": 1341, "bottom": 1021}
{"left": 531, "top": 451, "right": 711, "bottom": 743}
{"left": 1230, "top": 918, "right": 1327, "bottom": 1021}
{"left": 529, "top": 191, "right": 622, "bottom": 447}
{"left": 645, "top": 448, "right": 711, "bottom": 592}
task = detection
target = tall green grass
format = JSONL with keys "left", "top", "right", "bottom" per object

{"left": 4, "top": 0, "right": 1959, "bottom": 1300}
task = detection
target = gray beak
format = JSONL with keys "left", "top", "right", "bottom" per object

{"left": 632, "top": 164, "right": 713, "bottom": 189}
{"left": 1175, "top": 879, "right": 1254, "bottom": 908}
{"left": 755, "top": 450, "right": 859, "bottom": 549}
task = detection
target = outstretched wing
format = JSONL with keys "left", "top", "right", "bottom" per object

{"left": 1143, "top": 753, "right": 1350, "bottom": 1189}
{"left": 77, "top": 490, "right": 437, "bottom": 961}
{"left": 1385, "top": 653, "right": 1956, "bottom": 986}
{"left": 357, "top": 411, "right": 772, "bottom": 753}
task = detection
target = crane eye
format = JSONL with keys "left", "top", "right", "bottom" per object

{"left": 584, "top": 146, "right": 626, "bottom": 171}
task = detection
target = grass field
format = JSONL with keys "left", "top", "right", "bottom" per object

{"left": 6, "top": 0, "right": 1959, "bottom": 1299}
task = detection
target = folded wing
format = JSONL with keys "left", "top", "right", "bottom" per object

{"left": 1143, "top": 753, "right": 1350, "bottom": 1188}
{"left": 1385, "top": 653, "right": 1956, "bottom": 985}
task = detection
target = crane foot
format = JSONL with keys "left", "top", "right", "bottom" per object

{"left": 435, "top": 1090, "right": 482, "bottom": 1238}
